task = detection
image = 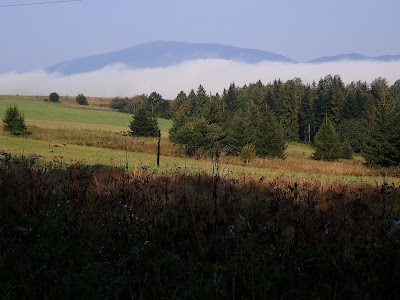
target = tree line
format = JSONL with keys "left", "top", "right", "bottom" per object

{"left": 127, "top": 75, "right": 400, "bottom": 167}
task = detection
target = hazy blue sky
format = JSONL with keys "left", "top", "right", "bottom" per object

{"left": 1, "top": 0, "right": 399, "bottom": 72}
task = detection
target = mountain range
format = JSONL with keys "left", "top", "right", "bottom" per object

{"left": 45, "top": 41, "right": 400, "bottom": 75}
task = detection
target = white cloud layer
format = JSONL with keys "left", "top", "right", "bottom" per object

{"left": 0, "top": 60, "right": 399, "bottom": 99}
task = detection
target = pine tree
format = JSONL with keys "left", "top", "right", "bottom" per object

{"left": 2, "top": 105, "right": 28, "bottom": 136}
{"left": 223, "top": 82, "right": 239, "bottom": 113}
{"left": 313, "top": 118, "right": 341, "bottom": 161}
{"left": 225, "top": 113, "right": 250, "bottom": 156}
{"left": 129, "top": 107, "right": 159, "bottom": 137}
{"left": 254, "top": 111, "right": 286, "bottom": 158}
{"left": 363, "top": 99, "right": 399, "bottom": 167}
{"left": 169, "top": 113, "right": 188, "bottom": 144}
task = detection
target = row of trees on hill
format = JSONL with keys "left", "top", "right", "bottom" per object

{"left": 163, "top": 76, "right": 400, "bottom": 167}
{"left": 125, "top": 76, "right": 400, "bottom": 167}
{"left": 110, "top": 92, "right": 170, "bottom": 118}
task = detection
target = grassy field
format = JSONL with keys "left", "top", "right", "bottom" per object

{"left": 1, "top": 94, "right": 398, "bottom": 184}
{"left": 1, "top": 134, "right": 397, "bottom": 184}
{"left": 0, "top": 95, "right": 172, "bottom": 132}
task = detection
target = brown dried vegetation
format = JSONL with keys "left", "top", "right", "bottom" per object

{"left": 1, "top": 153, "right": 400, "bottom": 298}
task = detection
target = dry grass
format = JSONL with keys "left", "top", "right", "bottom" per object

{"left": 22, "top": 95, "right": 114, "bottom": 111}
{"left": 1, "top": 157, "right": 400, "bottom": 298}
{"left": 3, "top": 124, "right": 396, "bottom": 181}
{"left": 26, "top": 120, "right": 128, "bottom": 132}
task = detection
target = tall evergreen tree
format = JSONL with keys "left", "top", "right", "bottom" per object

{"left": 172, "top": 91, "right": 191, "bottom": 116}
{"left": 223, "top": 82, "right": 239, "bottom": 113}
{"left": 254, "top": 111, "right": 286, "bottom": 158}
{"left": 248, "top": 80, "right": 266, "bottom": 111}
{"left": 277, "top": 79, "right": 303, "bottom": 141}
{"left": 224, "top": 113, "right": 250, "bottom": 156}
{"left": 313, "top": 118, "right": 342, "bottom": 161}
{"left": 129, "top": 107, "right": 159, "bottom": 137}
{"left": 363, "top": 98, "right": 400, "bottom": 167}
{"left": 192, "top": 85, "right": 208, "bottom": 117}
{"left": 330, "top": 87, "right": 345, "bottom": 124}
{"left": 298, "top": 85, "right": 315, "bottom": 142}
{"left": 169, "top": 113, "right": 188, "bottom": 144}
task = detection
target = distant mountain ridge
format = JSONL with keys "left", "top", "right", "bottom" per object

{"left": 45, "top": 41, "right": 295, "bottom": 75}
{"left": 44, "top": 41, "right": 400, "bottom": 75}
{"left": 307, "top": 53, "right": 400, "bottom": 63}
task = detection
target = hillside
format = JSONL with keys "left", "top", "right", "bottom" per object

{"left": 307, "top": 53, "right": 400, "bottom": 63}
{"left": 45, "top": 41, "right": 296, "bottom": 75}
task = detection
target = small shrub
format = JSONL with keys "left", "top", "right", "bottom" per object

{"left": 241, "top": 143, "right": 256, "bottom": 165}
{"left": 2, "top": 105, "right": 28, "bottom": 136}
{"left": 49, "top": 92, "right": 60, "bottom": 102}
{"left": 76, "top": 93, "right": 88, "bottom": 105}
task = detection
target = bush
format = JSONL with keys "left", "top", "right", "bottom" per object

{"left": 49, "top": 92, "right": 60, "bottom": 102}
{"left": 2, "top": 105, "right": 28, "bottom": 136}
{"left": 110, "top": 97, "right": 134, "bottom": 113}
{"left": 76, "top": 94, "right": 88, "bottom": 105}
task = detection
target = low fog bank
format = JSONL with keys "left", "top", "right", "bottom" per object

{"left": 0, "top": 60, "right": 399, "bottom": 99}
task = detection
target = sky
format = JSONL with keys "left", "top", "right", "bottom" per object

{"left": 0, "top": 0, "right": 400, "bottom": 97}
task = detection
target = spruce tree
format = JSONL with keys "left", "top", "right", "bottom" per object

{"left": 169, "top": 113, "right": 188, "bottom": 144}
{"left": 2, "top": 105, "right": 28, "bottom": 136}
{"left": 363, "top": 99, "right": 399, "bottom": 167}
{"left": 129, "top": 107, "right": 159, "bottom": 137}
{"left": 313, "top": 118, "right": 341, "bottom": 161}
{"left": 254, "top": 111, "right": 286, "bottom": 158}
{"left": 225, "top": 113, "right": 250, "bottom": 156}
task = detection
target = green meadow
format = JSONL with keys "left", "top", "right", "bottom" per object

{"left": 0, "top": 95, "right": 172, "bottom": 132}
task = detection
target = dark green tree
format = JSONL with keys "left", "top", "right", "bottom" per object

{"left": 49, "top": 92, "right": 59, "bottom": 102}
{"left": 298, "top": 85, "right": 315, "bottom": 142}
{"left": 172, "top": 118, "right": 225, "bottom": 157}
{"left": 2, "top": 105, "right": 28, "bottom": 136}
{"left": 337, "top": 118, "right": 367, "bottom": 153}
{"left": 276, "top": 79, "right": 303, "bottom": 141}
{"left": 223, "top": 82, "right": 240, "bottom": 113}
{"left": 203, "top": 100, "right": 223, "bottom": 126}
{"left": 330, "top": 87, "right": 345, "bottom": 124}
{"left": 129, "top": 107, "right": 159, "bottom": 137}
{"left": 76, "top": 93, "right": 88, "bottom": 105}
{"left": 224, "top": 113, "right": 250, "bottom": 156}
{"left": 169, "top": 113, "right": 188, "bottom": 144}
{"left": 248, "top": 80, "right": 266, "bottom": 111}
{"left": 254, "top": 111, "right": 286, "bottom": 158}
{"left": 187, "top": 89, "right": 197, "bottom": 117}
{"left": 363, "top": 99, "right": 400, "bottom": 167}
{"left": 172, "top": 91, "right": 191, "bottom": 116}
{"left": 147, "top": 92, "right": 168, "bottom": 118}
{"left": 313, "top": 118, "right": 342, "bottom": 161}
{"left": 191, "top": 85, "right": 208, "bottom": 118}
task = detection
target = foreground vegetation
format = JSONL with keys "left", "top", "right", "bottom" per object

{"left": 1, "top": 155, "right": 399, "bottom": 298}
